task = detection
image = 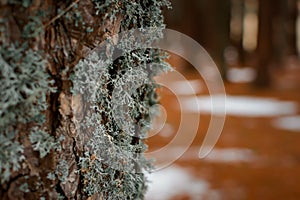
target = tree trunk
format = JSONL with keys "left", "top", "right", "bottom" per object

{"left": 230, "top": 0, "right": 246, "bottom": 66}
{"left": 0, "top": 0, "right": 169, "bottom": 199}
{"left": 195, "top": 0, "right": 231, "bottom": 78}
{"left": 287, "top": 0, "right": 298, "bottom": 56}
{"left": 255, "top": 0, "right": 275, "bottom": 87}
{"left": 255, "top": 0, "right": 298, "bottom": 87}
{"left": 165, "top": 0, "right": 230, "bottom": 78}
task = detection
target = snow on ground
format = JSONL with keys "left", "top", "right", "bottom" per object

{"left": 145, "top": 150, "right": 250, "bottom": 199}
{"left": 162, "top": 79, "right": 203, "bottom": 95}
{"left": 272, "top": 116, "right": 300, "bottom": 132}
{"left": 151, "top": 147, "right": 256, "bottom": 164}
{"left": 181, "top": 95, "right": 298, "bottom": 117}
{"left": 145, "top": 165, "right": 219, "bottom": 200}
{"left": 202, "top": 148, "right": 255, "bottom": 163}
{"left": 227, "top": 67, "right": 256, "bottom": 83}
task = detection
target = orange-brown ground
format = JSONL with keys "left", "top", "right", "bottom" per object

{"left": 146, "top": 57, "right": 300, "bottom": 200}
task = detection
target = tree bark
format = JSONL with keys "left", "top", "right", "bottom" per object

{"left": 0, "top": 0, "right": 169, "bottom": 199}
{"left": 0, "top": 1, "right": 118, "bottom": 199}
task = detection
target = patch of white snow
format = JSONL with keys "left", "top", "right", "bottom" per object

{"left": 181, "top": 95, "right": 298, "bottom": 117}
{"left": 145, "top": 165, "right": 216, "bottom": 200}
{"left": 166, "top": 79, "right": 203, "bottom": 95}
{"left": 272, "top": 116, "right": 300, "bottom": 132}
{"left": 227, "top": 67, "right": 256, "bottom": 83}
{"left": 202, "top": 148, "right": 255, "bottom": 163}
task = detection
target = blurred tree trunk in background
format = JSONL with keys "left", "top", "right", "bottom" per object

{"left": 209, "top": 0, "right": 231, "bottom": 79}
{"left": 255, "top": 0, "right": 277, "bottom": 87}
{"left": 272, "top": 0, "right": 298, "bottom": 60}
{"left": 287, "top": 0, "right": 298, "bottom": 56}
{"left": 230, "top": 0, "right": 245, "bottom": 66}
{"left": 255, "top": 0, "right": 298, "bottom": 87}
{"left": 195, "top": 0, "right": 231, "bottom": 79}
{"left": 165, "top": 0, "right": 299, "bottom": 85}
{"left": 165, "top": 0, "right": 231, "bottom": 78}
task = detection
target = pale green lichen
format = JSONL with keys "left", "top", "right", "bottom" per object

{"left": 0, "top": 43, "right": 53, "bottom": 182}
{"left": 47, "top": 159, "right": 69, "bottom": 182}
{"left": 7, "top": 0, "right": 32, "bottom": 8}
{"left": 0, "top": 43, "right": 52, "bottom": 127}
{"left": 71, "top": 0, "right": 171, "bottom": 198}
{"left": 29, "top": 127, "right": 64, "bottom": 158}
{"left": 19, "top": 182, "right": 30, "bottom": 193}
{"left": 0, "top": 0, "right": 171, "bottom": 198}
{"left": 22, "top": 16, "right": 43, "bottom": 38}
{"left": 0, "top": 129, "right": 24, "bottom": 183}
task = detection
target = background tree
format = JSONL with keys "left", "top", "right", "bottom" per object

{"left": 230, "top": 0, "right": 246, "bottom": 66}
{"left": 0, "top": 0, "right": 170, "bottom": 199}
{"left": 255, "top": 0, "right": 298, "bottom": 86}
{"left": 166, "top": 0, "right": 299, "bottom": 86}
{"left": 165, "top": 0, "right": 231, "bottom": 78}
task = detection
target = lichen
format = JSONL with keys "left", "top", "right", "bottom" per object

{"left": 47, "top": 159, "right": 69, "bottom": 182}
{"left": 19, "top": 182, "right": 30, "bottom": 193}
{"left": 0, "top": 0, "right": 171, "bottom": 198}
{"left": 71, "top": 0, "right": 172, "bottom": 198}
{"left": 0, "top": 43, "right": 53, "bottom": 181}
{"left": 0, "top": 129, "right": 24, "bottom": 183}
{"left": 0, "top": 43, "right": 51, "bottom": 127}
{"left": 29, "top": 127, "right": 64, "bottom": 158}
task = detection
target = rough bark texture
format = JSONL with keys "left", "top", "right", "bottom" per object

{"left": 0, "top": 1, "right": 117, "bottom": 199}
{"left": 0, "top": 0, "right": 170, "bottom": 199}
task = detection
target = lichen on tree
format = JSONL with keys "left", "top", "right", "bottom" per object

{"left": 0, "top": 0, "right": 171, "bottom": 199}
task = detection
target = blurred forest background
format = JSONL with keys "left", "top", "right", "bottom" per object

{"left": 164, "top": 0, "right": 300, "bottom": 88}
{"left": 146, "top": 1, "right": 300, "bottom": 199}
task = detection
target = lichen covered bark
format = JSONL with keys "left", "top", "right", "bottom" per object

{"left": 0, "top": 0, "right": 170, "bottom": 199}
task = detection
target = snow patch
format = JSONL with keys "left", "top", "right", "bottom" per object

{"left": 272, "top": 116, "right": 300, "bottom": 132}
{"left": 227, "top": 67, "right": 256, "bottom": 83}
{"left": 145, "top": 165, "right": 217, "bottom": 200}
{"left": 150, "top": 147, "right": 255, "bottom": 164}
{"left": 166, "top": 79, "right": 203, "bottom": 95}
{"left": 202, "top": 148, "right": 255, "bottom": 163}
{"left": 181, "top": 95, "right": 298, "bottom": 117}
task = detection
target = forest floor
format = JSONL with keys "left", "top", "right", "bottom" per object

{"left": 145, "top": 58, "right": 300, "bottom": 200}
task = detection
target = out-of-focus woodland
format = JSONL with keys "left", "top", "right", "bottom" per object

{"left": 165, "top": 0, "right": 300, "bottom": 87}
{"left": 146, "top": 1, "right": 300, "bottom": 199}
